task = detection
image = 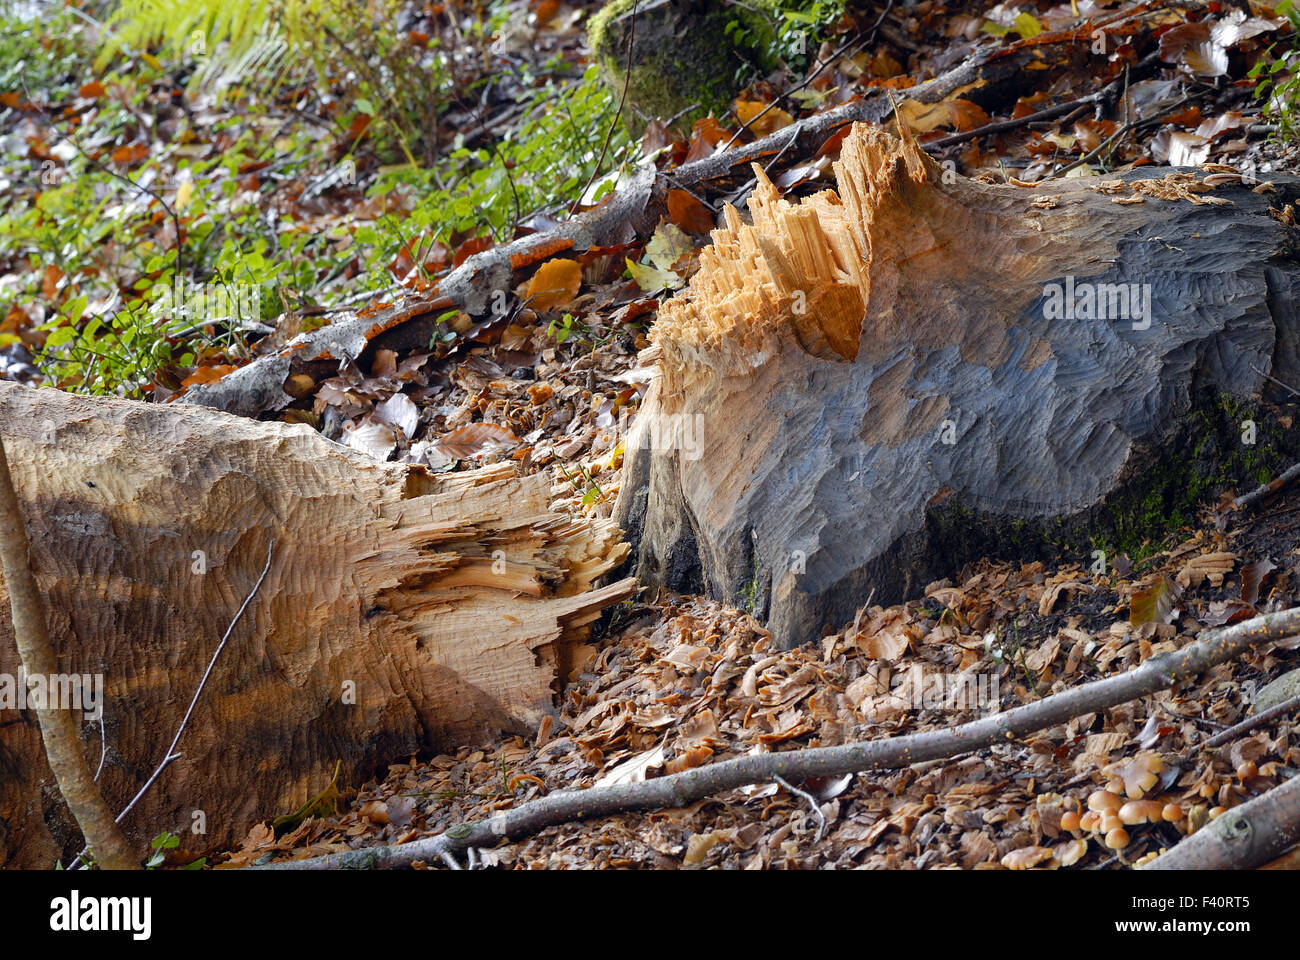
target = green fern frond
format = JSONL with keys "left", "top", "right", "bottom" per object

{"left": 95, "top": 0, "right": 338, "bottom": 96}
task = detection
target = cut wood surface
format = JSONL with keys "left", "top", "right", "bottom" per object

{"left": 615, "top": 121, "right": 1300, "bottom": 648}
{"left": 0, "top": 384, "right": 634, "bottom": 867}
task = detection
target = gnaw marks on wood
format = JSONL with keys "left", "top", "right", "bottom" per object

{"left": 617, "top": 121, "right": 1300, "bottom": 648}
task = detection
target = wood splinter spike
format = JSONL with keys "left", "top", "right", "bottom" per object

{"left": 616, "top": 121, "right": 1300, "bottom": 648}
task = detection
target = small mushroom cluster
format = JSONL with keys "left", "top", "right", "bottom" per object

{"left": 1070, "top": 752, "right": 1181, "bottom": 853}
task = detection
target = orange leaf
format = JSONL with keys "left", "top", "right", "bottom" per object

{"left": 734, "top": 99, "right": 794, "bottom": 138}
{"left": 181, "top": 364, "right": 236, "bottom": 388}
{"left": 453, "top": 235, "right": 493, "bottom": 267}
{"left": 346, "top": 113, "right": 372, "bottom": 140}
{"left": 525, "top": 258, "right": 582, "bottom": 310}
{"left": 110, "top": 142, "right": 148, "bottom": 165}
{"left": 534, "top": 0, "right": 559, "bottom": 25}
{"left": 79, "top": 81, "right": 105, "bottom": 98}
{"left": 667, "top": 189, "right": 713, "bottom": 235}
{"left": 946, "top": 99, "right": 990, "bottom": 133}
{"left": 42, "top": 264, "right": 64, "bottom": 300}
{"left": 684, "top": 116, "right": 733, "bottom": 162}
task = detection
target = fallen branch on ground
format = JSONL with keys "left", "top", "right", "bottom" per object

{"left": 1140, "top": 767, "right": 1300, "bottom": 870}
{"left": 1201, "top": 692, "right": 1300, "bottom": 749}
{"left": 254, "top": 606, "right": 1300, "bottom": 870}
{"left": 1230, "top": 462, "right": 1300, "bottom": 514}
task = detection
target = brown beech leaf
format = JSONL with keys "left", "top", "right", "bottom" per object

{"left": 432, "top": 422, "right": 521, "bottom": 459}
{"left": 667, "top": 189, "right": 714, "bottom": 235}
{"left": 1239, "top": 558, "right": 1277, "bottom": 605}
{"left": 1158, "top": 22, "right": 1228, "bottom": 77}
{"left": 1194, "top": 111, "right": 1246, "bottom": 141}
{"left": 1129, "top": 575, "right": 1181, "bottom": 626}
{"left": 946, "top": 98, "right": 990, "bottom": 133}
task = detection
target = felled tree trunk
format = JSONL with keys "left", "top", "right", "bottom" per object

{"left": 0, "top": 384, "right": 634, "bottom": 868}
{"left": 615, "top": 121, "right": 1300, "bottom": 649}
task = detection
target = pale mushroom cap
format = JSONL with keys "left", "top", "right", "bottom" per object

{"left": 1105, "top": 826, "right": 1131, "bottom": 850}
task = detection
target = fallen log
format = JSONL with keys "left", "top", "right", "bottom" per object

{"left": 0, "top": 383, "right": 635, "bottom": 868}
{"left": 258, "top": 603, "right": 1300, "bottom": 870}
{"left": 614, "top": 120, "right": 1300, "bottom": 648}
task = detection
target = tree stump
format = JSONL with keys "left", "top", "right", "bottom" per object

{"left": 616, "top": 121, "right": 1300, "bottom": 648}
{"left": 0, "top": 384, "right": 634, "bottom": 867}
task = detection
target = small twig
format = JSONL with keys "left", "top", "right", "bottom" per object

{"left": 1201, "top": 692, "right": 1300, "bottom": 749}
{"left": 569, "top": 1, "right": 639, "bottom": 216}
{"left": 1231, "top": 462, "right": 1300, "bottom": 513}
{"left": 775, "top": 775, "right": 828, "bottom": 842}
{"left": 1159, "top": 702, "right": 1226, "bottom": 730}
{"left": 490, "top": 141, "right": 522, "bottom": 236}
{"left": 94, "top": 713, "right": 106, "bottom": 783}
{"left": 762, "top": 127, "right": 803, "bottom": 175}
{"left": 923, "top": 54, "right": 1158, "bottom": 153}
{"left": 1052, "top": 88, "right": 1209, "bottom": 179}
{"left": 1251, "top": 362, "right": 1300, "bottom": 400}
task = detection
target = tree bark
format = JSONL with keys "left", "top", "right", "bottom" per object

{"left": 615, "top": 121, "right": 1300, "bottom": 648}
{"left": 0, "top": 384, "right": 634, "bottom": 868}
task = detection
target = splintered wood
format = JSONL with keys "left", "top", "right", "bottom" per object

{"left": 0, "top": 384, "right": 634, "bottom": 867}
{"left": 654, "top": 123, "right": 937, "bottom": 369}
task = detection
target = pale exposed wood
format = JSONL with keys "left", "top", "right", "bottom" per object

{"left": 0, "top": 384, "right": 634, "bottom": 867}
{"left": 618, "top": 120, "right": 1300, "bottom": 648}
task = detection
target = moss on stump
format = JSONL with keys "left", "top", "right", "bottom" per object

{"left": 588, "top": 0, "right": 779, "bottom": 137}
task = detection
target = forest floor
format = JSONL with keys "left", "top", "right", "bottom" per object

{"left": 6, "top": 0, "right": 1300, "bottom": 869}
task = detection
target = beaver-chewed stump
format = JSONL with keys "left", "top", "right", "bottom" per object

{"left": 615, "top": 121, "right": 1300, "bottom": 649}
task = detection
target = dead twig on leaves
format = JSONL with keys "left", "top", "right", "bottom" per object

{"left": 774, "top": 775, "right": 827, "bottom": 842}
{"left": 254, "top": 605, "right": 1300, "bottom": 870}
{"left": 1201, "top": 692, "right": 1300, "bottom": 749}
{"left": 1141, "top": 767, "right": 1300, "bottom": 869}
{"left": 928, "top": 52, "right": 1160, "bottom": 153}
{"left": 0, "top": 436, "right": 139, "bottom": 870}
{"left": 1229, "top": 462, "right": 1300, "bottom": 514}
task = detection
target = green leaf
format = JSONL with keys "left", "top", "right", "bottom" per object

{"left": 1012, "top": 12, "right": 1043, "bottom": 38}
{"left": 64, "top": 295, "right": 88, "bottom": 326}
